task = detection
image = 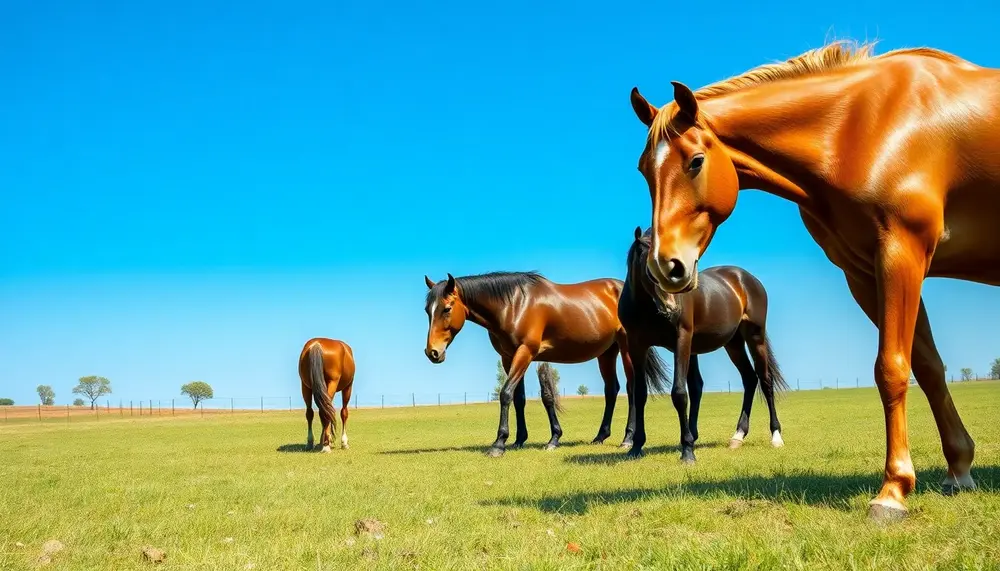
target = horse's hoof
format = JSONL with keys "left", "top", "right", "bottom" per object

{"left": 941, "top": 473, "right": 976, "bottom": 496}
{"left": 486, "top": 447, "right": 505, "bottom": 458}
{"left": 320, "top": 445, "right": 332, "bottom": 453}
{"left": 544, "top": 442, "right": 558, "bottom": 451}
{"left": 729, "top": 439, "right": 744, "bottom": 449}
{"left": 868, "top": 501, "right": 907, "bottom": 523}
{"left": 591, "top": 437, "right": 607, "bottom": 445}
{"left": 680, "top": 454, "right": 696, "bottom": 465}
{"left": 510, "top": 442, "right": 525, "bottom": 450}
{"left": 625, "top": 448, "right": 644, "bottom": 459}
{"left": 619, "top": 441, "right": 633, "bottom": 450}
{"left": 771, "top": 431, "right": 785, "bottom": 448}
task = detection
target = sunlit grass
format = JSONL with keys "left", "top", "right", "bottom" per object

{"left": 1, "top": 382, "right": 998, "bottom": 570}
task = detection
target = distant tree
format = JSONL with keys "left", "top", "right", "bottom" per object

{"left": 72, "top": 376, "right": 112, "bottom": 410}
{"left": 491, "top": 360, "right": 508, "bottom": 401}
{"left": 0, "top": 398, "right": 13, "bottom": 406}
{"left": 990, "top": 358, "right": 1000, "bottom": 380}
{"left": 961, "top": 368, "right": 974, "bottom": 382}
{"left": 37, "top": 385, "right": 55, "bottom": 406}
{"left": 577, "top": 384, "right": 589, "bottom": 396}
{"left": 181, "top": 381, "right": 214, "bottom": 409}
{"left": 72, "top": 398, "right": 85, "bottom": 407}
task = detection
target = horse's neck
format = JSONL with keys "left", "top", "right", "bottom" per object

{"left": 703, "top": 74, "right": 863, "bottom": 208}
{"left": 460, "top": 293, "right": 506, "bottom": 333}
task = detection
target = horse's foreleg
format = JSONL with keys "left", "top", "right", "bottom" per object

{"left": 487, "top": 345, "right": 535, "bottom": 458}
{"left": 619, "top": 335, "right": 636, "bottom": 448}
{"left": 671, "top": 330, "right": 695, "bottom": 463}
{"left": 687, "top": 354, "right": 704, "bottom": 443}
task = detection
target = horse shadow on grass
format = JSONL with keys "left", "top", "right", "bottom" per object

{"left": 378, "top": 439, "right": 594, "bottom": 456}
{"left": 564, "top": 441, "right": 728, "bottom": 465}
{"left": 480, "top": 465, "right": 1000, "bottom": 515}
{"left": 276, "top": 443, "right": 316, "bottom": 453}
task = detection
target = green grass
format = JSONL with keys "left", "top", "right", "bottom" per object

{"left": 2, "top": 382, "right": 999, "bottom": 570}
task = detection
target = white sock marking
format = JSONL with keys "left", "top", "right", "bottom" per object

{"left": 771, "top": 430, "right": 784, "bottom": 447}
{"left": 731, "top": 429, "right": 745, "bottom": 442}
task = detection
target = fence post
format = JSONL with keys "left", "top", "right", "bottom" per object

{"left": 261, "top": 397, "right": 264, "bottom": 413}
{"left": 836, "top": 377, "right": 839, "bottom": 389}
{"left": 438, "top": 393, "right": 441, "bottom": 406}
{"left": 66, "top": 405, "right": 70, "bottom": 423}
{"left": 381, "top": 395, "right": 384, "bottom": 409}
{"left": 172, "top": 399, "right": 175, "bottom": 415}
{"left": 464, "top": 392, "right": 467, "bottom": 406}
{"left": 412, "top": 393, "right": 415, "bottom": 407}
{"left": 856, "top": 377, "right": 859, "bottom": 388}
{"left": 797, "top": 378, "right": 800, "bottom": 391}
{"left": 38, "top": 404, "right": 41, "bottom": 421}
{"left": 130, "top": 401, "right": 133, "bottom": 416}
{"left": 289, "top": 396, "right": 292, "bottom": 411}
{"left": 728, "top": 379, "right": 731, "bottom": 393}
{"left": 231, "top": 397, "right": 234, "bottom": 414}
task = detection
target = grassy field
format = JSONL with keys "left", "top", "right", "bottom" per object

{"left": 1, "top": 382, "right": 998, "bottom": 570}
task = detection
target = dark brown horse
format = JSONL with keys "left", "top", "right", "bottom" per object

{"left": 423, "top": 271, "right": 667, "bottom": 457}
{"left": 298, "top": 338, "right": 355, "bottom": 452}
{"left": 620, "top": 227, "right": 788, "bottom": 462}
{"left": 628, "top": 40, "right": 997, "bottom": 519}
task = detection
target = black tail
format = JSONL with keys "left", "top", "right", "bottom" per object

{"left": 537, "top": 363, "right": 563, "bottom": 413}
{"left": 643, "top": 347, "right": 672, "bottom": 396}
{"left": 760, "top": 331, "right": 789, "bottom": 397}
{"left": 308, "top": 343, "right": 336, "bottom": 428}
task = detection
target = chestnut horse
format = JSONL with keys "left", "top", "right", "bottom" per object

{"left": 620, "top": 226, "right": 788, "bottom": 462}
{"left": 298, "top": 338, "right": 355, "bottom": 452}
{"left": 628, "top": 40, "right": 999, "bottom": 520}
{"left": 423, "top": 271, "right": 667, "bottom": 457}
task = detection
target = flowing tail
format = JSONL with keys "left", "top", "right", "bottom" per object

{"left": 308, "top": 343, "right": 336, "bottom": 428}
{"left": 537, "top": 363, "right": 563, "bottom": 413}
{"left": 760, "top": 331, "right": 790, "bottom": 397}
{"left": 643, "top": 347, "right": 672, "bottom": 396}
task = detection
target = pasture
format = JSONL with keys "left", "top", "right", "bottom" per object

{"left": 2, "top": 382, "right": 998, "bottom": 570}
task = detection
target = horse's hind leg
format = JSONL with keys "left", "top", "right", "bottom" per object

{"left": 742, "top": 323, "right": 784, "bottom": 447}
{"left": 723, "top": 334, "right": 759, "bottom": 448}
{"left": 301, "top": 382, "right": 315, "bottom": 450}
{"left": 340, "top": 384, "right": 352, "bottom": 449}
{"left": 592, "top": 345, "right": 621, "bottom": 444}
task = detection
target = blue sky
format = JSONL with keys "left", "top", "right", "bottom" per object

{"left": 2, "top": 0, "right": 998, "bottom": 409}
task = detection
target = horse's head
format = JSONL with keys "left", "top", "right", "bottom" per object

{"left": 630, "top": 82, "right": 738, "bottom": 298}
{"left": 627, "top": 226, "right": 674, "bottom": 316}
{"left": 423, "top": 274, "right": 468, "bottom": 364}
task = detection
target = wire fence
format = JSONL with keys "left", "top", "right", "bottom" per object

{"left": 2, "top": 375, "right": 994, "bottom": 424}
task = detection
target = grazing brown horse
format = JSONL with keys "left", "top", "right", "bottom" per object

{"left": 423, "top": 271, "right": 665, "bottom": 457}
{"left": 620, "top": 226, "right": 788, "bottom": 463}
{"left": 628, "top": 40, "right": 998, "bottom": 520}
{"left": 298, "top": 338, "right": 355, "bottom": 452}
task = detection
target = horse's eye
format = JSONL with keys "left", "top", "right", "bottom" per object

{"left": 442, "top": 306, "right": 452, "bottom": 315}
{"left": 689, "top": 154, "right": 705, "bottom": 173}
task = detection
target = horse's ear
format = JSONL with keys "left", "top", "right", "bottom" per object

{"left": 671, "top": 81, "right": 699, "bottom": 121}
{"left": 630, "top": 87, "right": 658, "bottom": 127}
{"left": 424, "top": 275, "right": 435, "bottom": 290}
{"left": 634, "top": 226, "right": 643, "bottom": 241}
{"left": 444, "top": 273, "right": 456, "bottom": 295}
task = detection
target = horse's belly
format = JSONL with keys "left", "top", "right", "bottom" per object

{"left": 931, "top": 184, "right": 1000, "bottom": 285}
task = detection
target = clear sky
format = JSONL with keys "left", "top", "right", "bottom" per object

{"left": 2, "top": 0, "right": 998, "bottom": 409}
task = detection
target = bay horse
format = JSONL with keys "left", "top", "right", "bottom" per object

{"left": 423, "top": 271, "right": 667, "bottom": 457}
{"left": 298, "top": 338, "right": 355, "bottom": 452}
{"left": 620, "top": 226, "right": 788, "bottom": 463}
{"left": 628, "top": 40, "right": 998, "bottom": 520}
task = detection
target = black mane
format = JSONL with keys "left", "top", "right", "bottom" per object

{"left": 426, "top": 271, "right": 546, "bottom": 306}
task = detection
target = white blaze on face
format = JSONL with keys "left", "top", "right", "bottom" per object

{"left": 654, "top": 139, "right": 671, "bottom": 170}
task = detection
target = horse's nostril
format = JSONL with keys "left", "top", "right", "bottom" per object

{"left": 666, "top": 259, "right": 686, "bottom": 281}
{"left": 429, "top": 350, "right": 439, "bottom": 360}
